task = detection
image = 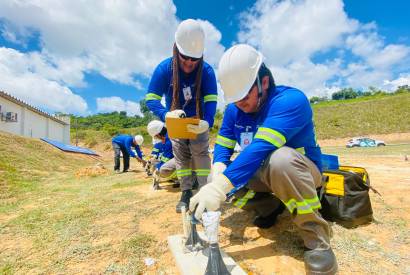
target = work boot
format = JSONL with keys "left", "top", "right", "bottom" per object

{"left": 172, "top": 180, "right": 180, "bottom": 188}
{"left": 176, "top": 189, "right": 192, "bottom": 213}
{"left": 253, "top": 202, "right": 286, "bottom": 229}
{"left": 192, "top": 177, "right": 199, "bottom": 190}
{"left": 304, "top": 248, "right": 338, "bottom": 275}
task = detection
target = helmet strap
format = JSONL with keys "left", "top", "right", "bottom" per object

{"left": 256, "top": 75, "right": 263, "bottom": 109}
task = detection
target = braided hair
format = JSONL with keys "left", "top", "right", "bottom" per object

{"left": 170, "top": 44, "right": 204, "bottom": 119}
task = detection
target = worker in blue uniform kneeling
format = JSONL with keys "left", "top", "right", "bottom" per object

{"left": 147, "top": 120, "right": 178, "bottom": 190}
{"left": 190, "top": 44, "right": 338, "bottom": 275}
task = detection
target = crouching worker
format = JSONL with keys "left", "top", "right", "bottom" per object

{"left": 112, "top": 134, "right": 145, "bottom": 173}
{"left": 190, "top": 45, "right": 338, "bottom": 275}
{"left": 145, "top": 140, "right": 164, "bottom": 176}
{"left": 147, "top": 120, "right": 177, "bottom": 189}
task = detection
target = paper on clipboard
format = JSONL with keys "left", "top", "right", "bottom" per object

{"left": 165, "top": 117, "right": 200, "bottom": 139}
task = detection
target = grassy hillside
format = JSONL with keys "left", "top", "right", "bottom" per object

{"left": 69, "top": 93, "right": 410, "bottom": 147}
{"left": 313, "top": 93, "right": 410, "bottom": 139}
{"left": 0, "top": 131, "right": 94, "bottom": 203}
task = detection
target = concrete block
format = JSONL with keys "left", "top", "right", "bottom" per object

{"left": 168, "top": 234, "right": 247, "bottom": 275}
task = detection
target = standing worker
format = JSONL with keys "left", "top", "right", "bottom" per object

{"left": 112, "top": 134, "right": 145, "bottom": 173}
{"left": 145, "top": 19, "right": 218, "bottom": 212}
{"left": 190, "top": 44, "right": 338, "bottom": 275}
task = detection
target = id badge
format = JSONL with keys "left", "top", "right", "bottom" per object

{"left": 182, "top": 86, "right": 192, "bottom": 101}
{"left": 240, "top": 132, "right": 253, "bottom": 150}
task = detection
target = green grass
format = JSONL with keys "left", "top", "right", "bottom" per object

{"left": 313, "top": 93, "right": 410, "bottom": 139}
{"left": 0, "top": 154, "right": 155, "bottom": 273}
{"left": 321, "top": 143, "right": 410, "bottom": 156}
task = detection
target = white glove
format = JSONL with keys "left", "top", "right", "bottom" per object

{"left": 166, "top": 109, "right": 186, "bottom": 118}
{"left": 187, "top": 120, "right": 209, "bottom": 134}
{"left": 210, "top": 162, "right": 227, "bottom": 182}
{"left": 189, "top": 174, "right": 233, "bottom": 220}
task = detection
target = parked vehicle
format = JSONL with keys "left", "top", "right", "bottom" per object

{"left": 346, "top": 137, "right": 386, "bottom": 148}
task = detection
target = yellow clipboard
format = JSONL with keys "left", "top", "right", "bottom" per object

{"left": 165, "top": 117, "right": 200, "bottom": 139}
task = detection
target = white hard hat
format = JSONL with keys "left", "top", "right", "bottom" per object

{"left": 218, "top": 44, "right": 263, "bottom": 104}
{"left": 134, "top": 135, "right": 144, "bottom": 146}
{"left": 147, "top": 120, "right": 165, "bottom": 137}
{"left": 175, "top": 19, "right": 205, "bottom": 58}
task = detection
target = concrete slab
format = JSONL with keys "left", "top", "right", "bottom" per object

{"left": 168, "top": 234, "right": 247, "bottom": 275}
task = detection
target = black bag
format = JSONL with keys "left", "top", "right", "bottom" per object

{"left": 319, "top": 166, "right": 374, "bottom": 228}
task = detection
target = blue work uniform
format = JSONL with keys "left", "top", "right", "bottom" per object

{"left": 151, "top": 142, "right": 163, "bottom": 160}
{"left": 145, "top": 57, "right": 217, "bottom": 191}
{"left": 112, "top": 135, "right": 143, "bottom": 172}
{"left": 214, "top": 86, "right": 331, "bottom": 252}
{"left": 145, "top": 57, "right": 218, "bottom": 126}
{"left": 215, "top": 86, "right": 322, "bottom": 189}
{"left": 156, "top": 135, "right": 174, "bottom": 169}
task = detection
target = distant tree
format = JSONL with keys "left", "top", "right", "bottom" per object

{"left": 395, "top": 85, "right": 410, "bottom": 94}
{"left": 331, "top": 88, "right": 358, "bottom": 100}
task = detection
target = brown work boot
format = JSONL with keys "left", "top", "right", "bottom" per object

{"left": 304, "top": 247, "right": 338, "bottom": 275}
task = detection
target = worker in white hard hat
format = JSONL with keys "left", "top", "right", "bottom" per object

{"left": 145, "top": 19, "right": 218, "bottom": 212}
{"left": 190, "top": 44, "right": 338, "bottom": 275}
{"left": 146, "top": 120, "right": 178, "bottom": 189}
{"left": 112, "top": 134, "right": 145, "bottom": 173}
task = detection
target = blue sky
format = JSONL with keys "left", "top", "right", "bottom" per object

{"left": 0, "top": 0, "right": 409, "bottom": 116}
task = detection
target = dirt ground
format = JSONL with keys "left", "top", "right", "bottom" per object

{"left": 1, "top": 133, "right": 409, "bottom": 274}
{"left": 97, "top": 134, "right": 410, "bottom": 274}
{"left": 136, "top": 152, "right": 410, "bottom": 274}
{"left": 130, "top": 133, "right": 410, "bottom": 274}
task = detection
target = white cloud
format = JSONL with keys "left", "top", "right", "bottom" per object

{"left": 0, "top": 1, "right": 226, "bottom": 115}
{"left": 0, "top": 0, "right": 180, "bottom": 83}
{"left": 382, "top": 74, "right": 410, "bottom": 91}
{"left": 346, "top": 32, "right": 410, "bottom": 69}
{"left": 235, "top": 0, "right": 410, "bottom": 95}
{"left": 0, "top": 1, "right": 225, "bottom": 85}
{"left": 198, "top": 20, "right": 225, "bottom": 68}
{"left": 96, "top": 96, "right": 142, "bottom": 117}
{"left": 238, "top": 0, "right": 357, "bottom": 66}
{"left": 0, "top": 47, "right": 87, "bottom": 114}
{"left": 270, "top": 58, "right": 341, "bottom": 96}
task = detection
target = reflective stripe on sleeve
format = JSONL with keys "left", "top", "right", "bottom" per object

{"left": 254, "top": 127, "right": 286, "bottom": 147}
{"left": 215, "top": 135, "right": 236, "bottom": 149}
{"left": 160, "top": 156, "right": 170, "bottom": 162}
{"left": 145, "top": 93, "right": 162, "bottom": 101}
{"left": 204, "top": 94, "right": 218, "bottom": 102}
{"left": 296, "top": 147, "right": 305, "bottom": 154}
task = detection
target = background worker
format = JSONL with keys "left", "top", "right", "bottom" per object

{"left": 145, "top": 140, "right": 164, "bottom": 176}
{"left": 145, "top": 19, "right": 218, "bottom": 212}
{"left": 112, "top": 134, "right": 145, "bottom": 173}
{"left": 190, "top": 44, "right": 338, "bottom": 275}
{"left": 147, "top": 120, "right": 177, "bottom": 188}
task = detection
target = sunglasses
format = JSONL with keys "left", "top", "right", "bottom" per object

{"left": 179, "top": 53, "right": 201, "bottom": 62}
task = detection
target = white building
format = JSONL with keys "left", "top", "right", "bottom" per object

{"left": 0, "top": 90, "right": 70, "bottom": 144}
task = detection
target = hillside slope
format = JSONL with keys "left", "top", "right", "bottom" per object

{"left": 0, "top": 131, "right": 95, "bottom": 200}
{"left": 313, "top": 93, "right": 410, "bottom": 139}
